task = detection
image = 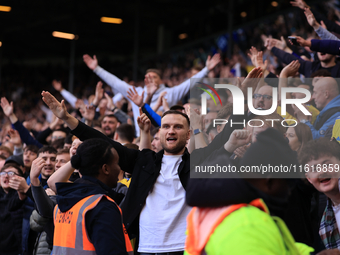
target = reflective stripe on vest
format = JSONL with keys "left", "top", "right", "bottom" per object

{"left": 52, "top": 194, "right": 133, "bottom": 255}
{"left": 185, "top": 198, "right": 268, "bottom": 255}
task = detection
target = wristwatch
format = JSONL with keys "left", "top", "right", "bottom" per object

{"left": 193, "top": 129, "right": 202, "bottom": 135}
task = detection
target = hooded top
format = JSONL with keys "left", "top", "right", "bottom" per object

{"left": 55, "top": 176, "right": 127, "bottom": 255}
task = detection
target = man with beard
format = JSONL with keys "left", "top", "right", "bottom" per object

{"left": 101, "top": 114, "right": 120, "bottom": 139}
{"left": 41, "top": 90, "right": 192, "bottom": 255}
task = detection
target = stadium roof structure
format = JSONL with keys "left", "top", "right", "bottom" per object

{"left": 0, "top": 0, "right": 300, "bottom": 64}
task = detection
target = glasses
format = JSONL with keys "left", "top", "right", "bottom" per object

{"left": 0, "top": 171, "right": 20, "bottom": 178}
{"left": 253, "top": 94, "right": 272, "bottom": 100}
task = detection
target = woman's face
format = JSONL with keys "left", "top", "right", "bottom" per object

{"left": 286, "top": 127, "right": 301, "bottom": 152}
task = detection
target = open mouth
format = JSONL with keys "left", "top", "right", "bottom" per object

{"left": 167, "top": 137, "right": 177, "bottom": 142}
{"left": 319, "top": 178, "right": 331, "bottom": 184}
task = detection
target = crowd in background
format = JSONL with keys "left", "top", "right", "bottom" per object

{"left": 3, "top": 0, "right": 340, "bottom": 254}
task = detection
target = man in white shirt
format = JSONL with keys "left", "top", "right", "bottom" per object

{"left": 83, "top": 54, "right": 220, "bottom": 136}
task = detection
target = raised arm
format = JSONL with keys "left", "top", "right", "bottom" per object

{"left": 165, "top": 54, "right": 221, "bottom": 106}
{"left": 47, "top": 161, "right": 74, "bottom": 194}
{"left": 278, "top": 60, "right": 300, "bottom": 101}
{"left": 304, "top": 8, "right": 340, "bottom": 41}
{"left": 52, "top": 80, "right": 78, "bottom": 108}
{"left": 295, "top": 37, "right": 340, "bottom": 56}
{"left": 1, "top": 97, "right": 43, "bottom": 148}
{"left": 137, "top": 108, "right": 152, "bottom": 150}
{"left": 83, "top": 54, "right": 134, "bottom": 98}
{"left": 41, "top": 91, "right": 139, "bottom": 173}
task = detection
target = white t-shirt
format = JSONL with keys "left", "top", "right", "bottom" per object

{"left": 138, "top": 154, "right": 192, "bottom": 253}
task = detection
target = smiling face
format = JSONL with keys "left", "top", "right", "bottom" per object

{"left": 39, "top": 151, "right": 56, "bottom": 179}
{"left": 306, "top": 155, "right": 340, "bottom": 196}
{"left": 159, "top": 114, "right": 190, "bottom": 155}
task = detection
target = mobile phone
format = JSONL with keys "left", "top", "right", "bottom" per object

{"left": 288, "top": 36, "right": 299, "bottom": 46}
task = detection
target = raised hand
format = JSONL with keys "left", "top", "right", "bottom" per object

{"left": 83, "top": 54, "right": 98, "bottom": 70}
{"left": 145, "top": 73, "right": 158, "bottom": 95}
{"left": 264, "top": 37, "right": 287, "bottom": 51}
{"left": 290, "top": 35, "right": 311, "bottom": 47}
{"left": 304, "top": 8, "right": 319, "bottom": 29}
{"left": 9, "top": 175, "right": 30, "bottom": 193}
{"left": 241, "top": 67, "right": 263, "bottom": 92}
{"left": 79, "top": 105, "right": 96, "bottom": 121}
{"left": 127, "top": 87, "right": 145, "bottom": 107}
{"left": 0, "top": 97, "right": 14, "bottom": 117}
{"left": 92, "top": 81, "right": 104, "bottom": 106}
{"left": 206, "top": 53, "right": 221, "bottom": 71}
{"left": 30, "top": 157, "right": 46, "bottom": 186}
{"left": 137, "top": 108, "right": 151, "bottom": 133}
{"left": 152, "top": 91, "right": 167, "bottom": 112}
{"left": 104, "top": 92, "right": 115, "bottom": 111}
{"left": 290, "top": 0, "right": 309, "bottom": 10}
{"left": 8, "top": 129, "right": 22, "bottom": 147}
{"left": 52, "top": 80, "right": 63, "bottom": 92}
{"left": 162, "top": 96, "right": 170, "bottom": 112}
{"left": 281, "top": 60, "right": 301, "bottom": 77}
{"left": 41, "top": 91, "right": 68, "bottom": 120}
{"left": 224, "top": 129, "right": 252, "bottom": 153}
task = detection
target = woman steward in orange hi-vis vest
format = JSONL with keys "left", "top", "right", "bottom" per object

{"left": 51, "top": 138, "right": 133, "bottom": 255}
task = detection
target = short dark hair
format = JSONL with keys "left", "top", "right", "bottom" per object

{"left": 310, "top": 69, "right": 332, "bottom": 78}
{"left": 70, "top": 138, "right": 114, "bottom": 176}
{"left": 162, "top": 110, "right": 190, "bottom": 127}
{"left": 24, "top": 145, "right": 39, "bottom": 155}
{"left": 37, "top": 146, "right": 57, "bottom": 156}
{"left": 57, "top": 148, "right": 70, "bottom": 156}
{"left": 116, "top": 124, "right": 135, "bottom": 143}
{"left": 298, "top": 138, "right": 340, "bottom": 165}
{"left": 151, "top": 127, "right": 160, "bottom": 137}
{"left": 51, "top": 138, "right": 65, "bottom": 150}
{"left": 64, "top": 134, "right": 73, "bottom": 145}
{"left": 146, "top": 68, "right": 162, "bottom": 78}
{"left": 1, "top": 163, "right": 24, "bottom": 177}
{"left": 102, "top": 114, "right": 119, "bottom": 123}
{"left": 170, "top": 105, "right": 185, "bottom": 112}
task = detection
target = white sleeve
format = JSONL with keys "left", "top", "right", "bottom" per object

{"left": 113, "top": 93, "right": 124, "bottom": 105}
{"left": 93, "top": 66, "right": 133, "bottom": 98}
{"left": 165, "top": 67, "right": 208, "bottom": 106}
{"left": 40, "top": 105, "right": 54, "bottom": 123}
{"left": 60, "top": 89, "right": 77, "bottom": 108}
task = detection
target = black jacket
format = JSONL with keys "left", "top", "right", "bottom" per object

{"left": 71, "top": 121, "right": 190, "bottom": 238}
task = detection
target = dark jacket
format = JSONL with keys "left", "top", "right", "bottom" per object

{"left": 271, "top": 46, "right": 340, "bottom": 77}
{"left": 0, "top": 188, "right": 25, "bottom": 255}
{"left": 71, "top": 121, "right": 190, "bottom": 239}
{"left": 55, "top": 176, "right": 128, "bottom": 255}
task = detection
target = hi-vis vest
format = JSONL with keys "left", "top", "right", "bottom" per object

{"left": 185, "top": 198, "right": 312, "bottom": 255}
{"left": 52, "top": 194, "right": 133, "bottom": 255}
